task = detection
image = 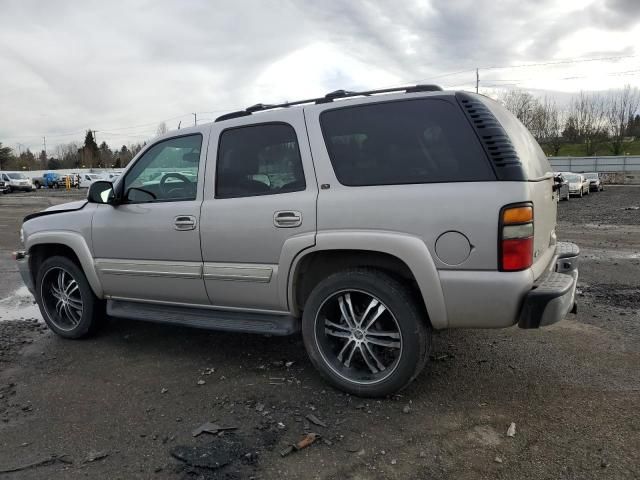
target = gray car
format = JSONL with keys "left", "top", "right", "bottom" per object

{"left": 14, "top": 86, "right": 579, "bottom": 397}
{"left": 584, "top": 172, "right": 604, "bottom": 192}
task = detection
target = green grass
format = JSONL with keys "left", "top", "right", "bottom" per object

{"left": 542, "top": 140, "right": 640, "bottom": 157}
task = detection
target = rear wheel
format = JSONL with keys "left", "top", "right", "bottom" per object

{"left": 302, "top": 269, "right": 430, "bottom": 397}
{"left": 36, "top": 256, "right": 103, "bottom": 339}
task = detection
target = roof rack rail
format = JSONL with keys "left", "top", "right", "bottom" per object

{"left": 215, "top": 84, "right": 443, "bottom": 122}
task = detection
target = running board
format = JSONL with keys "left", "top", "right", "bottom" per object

{"left": 107, "top": 300, "right": 300, "bottom": 336}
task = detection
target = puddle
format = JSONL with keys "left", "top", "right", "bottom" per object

{"left": 0, "top": 286, "right": 42, "bottom": 321}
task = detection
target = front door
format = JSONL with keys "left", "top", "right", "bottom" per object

{"left": 200, "top": 110, "right": 317, "bottom": 312}
{"left": 92, "top": 131, "right": 210, "bottom": 305}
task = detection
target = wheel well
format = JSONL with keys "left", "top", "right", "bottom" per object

{"left": 292, "top": 250, "right": 426, "bottom": 316}
{"left": 29, "top": 244, "right": 82, "bottom": 282}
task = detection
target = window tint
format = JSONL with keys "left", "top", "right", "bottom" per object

{"left": 479, "top": 96, "right": 552, "bottom": 179}
{"left": 320, "top": 99, "right": 494, "bottom": 186}
{"left": 124, "top": 134, "right": 202, "bottom": 203}
{"left": 216, "top": 123, "right": 305, "bottom": 199}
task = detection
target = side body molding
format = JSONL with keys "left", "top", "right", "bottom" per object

{"left": 26, "top": 231, "right": 104, "bottom": 298}
{"left": 285, "top": 230, "right": 448, "bottom": 330}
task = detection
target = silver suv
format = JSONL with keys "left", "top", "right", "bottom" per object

{"left": 15, "top": 86, "right": 579, "bottom": 397}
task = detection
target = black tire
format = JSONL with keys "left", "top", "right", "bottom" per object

{"left": 302, "top": 269, "right": 431, "bottom": 397}
{"left": 35, "top": 255, "right": 103, "bottom": 339}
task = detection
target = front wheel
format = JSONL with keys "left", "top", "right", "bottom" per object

{"left": 35, "top": 256, "right": 103, "bottom": 338}
{"left": 302, "top": 269, "right": 431, "bottom": 397}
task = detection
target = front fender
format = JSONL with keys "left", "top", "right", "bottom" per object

{"left": 286, "top": 230, "right": 448, "bottom": 329}
{"left": 26, "top": 231, "right": 104, "bottom": 298}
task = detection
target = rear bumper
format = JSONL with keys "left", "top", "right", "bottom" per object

{"left": 518, "top": 242, "right": 579, "bottom": 329}
{"left": 14, "top": 250, "right": 35, "bottom": 295}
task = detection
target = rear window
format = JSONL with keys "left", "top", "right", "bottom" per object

{"left": 320, "top": 98, "right": 495, "bottom": 186}
{"left": 479, "top": 97, "right": 552, "bottom": 179}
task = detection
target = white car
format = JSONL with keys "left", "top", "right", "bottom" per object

{"left": 79, "top": 173, "right": 104, "bottom": 189}
{"left": 562, "top": 172, "right": 590, "bottom": 197}
{"left": 0, "top": 171, "right": 34, "bottom": 192}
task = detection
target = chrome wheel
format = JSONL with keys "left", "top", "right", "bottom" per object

{"left": 41, "top": 267, "right": 83, "bottom": 331}
{"left": 314, "top": 290, "right": 403, "bottom": 385}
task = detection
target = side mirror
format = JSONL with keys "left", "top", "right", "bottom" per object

{"left": 87, "top": 181, "right": 116, "bottom": 204}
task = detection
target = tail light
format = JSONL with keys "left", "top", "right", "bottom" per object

{"left": 499, "top": 204, "right": 533, "bottom": 271}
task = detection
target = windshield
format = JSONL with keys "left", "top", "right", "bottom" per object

{"left": 565, "top": 174, "right": 580, "bottom": 182}
{"left": 7, "top": 173, "right": 27, "bottom": 179}
{"left": 584, "top": 173, "right": 599, "bottom": 179}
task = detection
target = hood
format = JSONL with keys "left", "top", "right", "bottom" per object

{"left": 24, "top": 199, "right": 88, "bottom": 223}
{"left": 44, "top": 200, "right": 88, "bottom": 212}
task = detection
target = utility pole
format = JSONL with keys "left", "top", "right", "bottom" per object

{"left": 178, "top": 120, "right": 182, "bottom": 130}
{"left": 192, "top": 113, "right": 197, "bottom": 126}
{"left": 43, "top": 136, "right": 47, "bottom": 157}
{"left": 475, "top": 68, "right": 479, "bottom": 93}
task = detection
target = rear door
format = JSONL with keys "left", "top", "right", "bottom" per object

{"left": 200, "top": 109, "right": 317, "bottom": 312}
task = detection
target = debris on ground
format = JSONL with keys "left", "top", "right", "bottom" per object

{"left": 201, "top": 367, "right": 216, "bottom": 375}
{"left": 160, "top": 387, "right": 168, "bottom": 394}
{"left": 196, "top": 379, "right": 206, "bottom": 385}
{"left": 285, "top": 361, "right": 295, "bottom": 367}
{"left": 295, "top": 432, "right": 319, "bottom": 450}
{"left": 506, "top": 422, "right": 516, "bottom": 437}
{"left": 306, "top": 413, "right": 327, "bottom": 427}
{"left": 402, "top": 405, "right": 411, "bottom": 414}
{"left": 623, "top": 206, "right": 639, "bottom": 210}
{"left": 0, "top": 455, "right": 72, "bottom": 474}
{"left": 192, "top": 422, "right": 238, "bottom": 437}
{"left": 84, "top": 451, "right": 109, "bottom": 463}
{"left": 494, "top": 455, "right": 503, "bottom": 464}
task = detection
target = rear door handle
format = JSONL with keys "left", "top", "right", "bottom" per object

{"left": 273, "top": 210, "right": 302, "bottom": 228}
{"left": 174, "top": 215, "right": 197, "bottom": 231}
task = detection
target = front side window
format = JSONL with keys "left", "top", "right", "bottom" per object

{"left": 123, "top": 134, "right": 202, "bottom": 203}
{"left": 7, "top": 173, "right": 27, "bottom": 179}
{"left": 216, "top": 123, "right": 306, "bottom": 199}
{"left": 321, "top": 99, "right": 495, "bottom": 186}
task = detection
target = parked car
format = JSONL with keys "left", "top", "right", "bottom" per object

{"left": 0, "top": 171, "right": 34, "bottom": 192}
{"left": 562, "top": 172, "right": 590, "bottom": 197}
{"left": 79, "top": 173, "right": 104, "bottom": 188}
{"left": 553, "top": 173, "right": 570, "bottom": 201}
{"left": 15, "top": 86, "right": 580, "bottom": 397}
{"left": 584, "top": 172, "right": 604, "bottom": 192}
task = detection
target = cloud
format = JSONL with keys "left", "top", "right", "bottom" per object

{"left": 0, "top": 0, "right": 638, "bottom": 152}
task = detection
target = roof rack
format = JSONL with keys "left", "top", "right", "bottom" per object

{"left": 214, "top": 84, "right": 443, "bottom": 122}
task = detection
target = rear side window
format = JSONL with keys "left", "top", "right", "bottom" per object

{"left": 216, "top": 123, "right": 306, "bottom": 199}
{"left": 479, "top": 97, "right": 552, "bottom": 179}
{"left": 320, "top": 99, "right": 495, "bottom": 186}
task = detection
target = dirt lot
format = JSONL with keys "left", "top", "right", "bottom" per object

{"left": 0, "top": 188, "right": 638, "bottom": 479}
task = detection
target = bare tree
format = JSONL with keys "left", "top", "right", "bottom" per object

{"left": 501, "top": 90, "right": 540, "bottom": 132}
{"left": 156, "top": 121, "right": 168, "bottom": 136}
{"left": 567, "top": 92, "right": 607, "bottom": 156}
{"left": 534, "top": 97, "right": 565, "bottom": 156}
{"left": 604, "top": 85, "right": 640, "bottom": 155}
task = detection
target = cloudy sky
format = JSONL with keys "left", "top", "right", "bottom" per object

{"left": 1, "top": 0, "right": 639, "bottom": 153}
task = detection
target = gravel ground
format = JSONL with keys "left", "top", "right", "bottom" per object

{"left": 0, "top": 187, "right": 638, "bottom": 479}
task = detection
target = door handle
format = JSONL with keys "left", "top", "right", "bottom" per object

{"left": 174, "top": 215, "right": 197, "bottom": 231}
{"left": 273, "top": 210, "right": 302, "bottom": 228}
